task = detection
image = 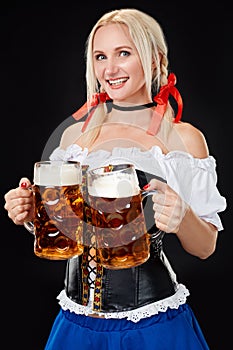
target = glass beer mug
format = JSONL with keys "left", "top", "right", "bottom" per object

{"left": 24, "top": 160, "right": 84, "bottom": 260}
{"left": 86, "top": 163, "right": 157, "bottom": 269}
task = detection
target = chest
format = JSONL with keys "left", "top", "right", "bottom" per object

{"left": 90, "top": 124, "right": 168, "bottom": 153}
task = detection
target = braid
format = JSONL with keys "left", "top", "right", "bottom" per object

{"left": 156, "top": 54, "right": 174, "bottom": 141}
{"left": 160, "top": 54, "right": 169, "bottom": 87}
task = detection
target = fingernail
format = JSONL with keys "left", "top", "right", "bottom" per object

{"left": 21, "top": 182, "right": 27, "bottom": 188}
{"left": 143, "top": 184, "right": 150, "bottom": 190}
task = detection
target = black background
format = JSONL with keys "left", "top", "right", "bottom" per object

{"left": 1, "top": 1, "right": 231, "bottom": 349}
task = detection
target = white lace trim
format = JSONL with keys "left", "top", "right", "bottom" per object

{"left": 57, "top": 283, "right": 190, "bottom": 323}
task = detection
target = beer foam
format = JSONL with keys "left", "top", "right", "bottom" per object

{"left": 34, "top": 162, "right": 81, "bottom": 186}
{"left": 88, "top": 173, "right": 140, "bottom": 198}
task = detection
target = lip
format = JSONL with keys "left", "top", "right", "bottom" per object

{"left": 107, "top": 77, "right": 128, "bottom": 86}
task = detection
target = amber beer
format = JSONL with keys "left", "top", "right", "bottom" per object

{"left": 87, "top": 165, "right": 150, "bottom": 269}
{"left": 32, "top": 161, "right": 84, "bottom": 260}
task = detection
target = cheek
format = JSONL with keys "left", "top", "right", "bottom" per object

{"left": 94, "top": 64, "right": 104, "bottom": 82}
{"left": 128, "top": 58, "right": 144, "bottom": 80}
{"left": 133, "top": 64, "right": 144, "bottom": 80}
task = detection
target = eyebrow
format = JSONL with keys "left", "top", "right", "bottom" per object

{"left": 93, "top": 45, "right": 133, "bottom": 54}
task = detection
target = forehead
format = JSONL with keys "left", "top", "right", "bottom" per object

{"left": 93, "top": 23, "right": 134, "bottom": 50}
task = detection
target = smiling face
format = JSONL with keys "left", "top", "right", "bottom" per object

{"left": 92, "top": 23, "right": 151, "bottom": 105}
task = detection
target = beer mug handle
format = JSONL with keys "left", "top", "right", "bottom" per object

{"left": 141, "top": 189, "right": 157, "bottom": 200}
{"left": 141, "top": 189, "right": 157, "bottom": 217}
{"left": 141, "top": 189, "right": 164, "bottom": 241}
{"left": 24, "top": 221, "right": 35, "bottom": 235}
{"left": 20, "top": 184, "right": 35, "bottom": 234}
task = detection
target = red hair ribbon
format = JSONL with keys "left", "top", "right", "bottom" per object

{"left": 72, "top": 92, "right": 111, "bottom": 132}
{"left": 147, "top": 73, "right": 183, "bottom": 135}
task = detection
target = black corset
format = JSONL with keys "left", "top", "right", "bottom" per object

{"left": 63, "top": 170, "right": 177, "bottom": 313}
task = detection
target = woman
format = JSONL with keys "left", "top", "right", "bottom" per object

{"left": 4, "top": 8, "right": 226, "bottom": 350}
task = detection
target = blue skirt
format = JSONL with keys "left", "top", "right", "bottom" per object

{"left": 45, "top": 304, "right": 209, "bottom": 350}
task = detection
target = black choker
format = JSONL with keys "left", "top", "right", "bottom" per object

{"left": 112, "top": 102, "right": 155, "bottom": 111}
{"left": 105, "top": 100, "right": 155, "bottom": 113}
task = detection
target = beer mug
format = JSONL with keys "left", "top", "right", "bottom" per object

{"left": 86, "top": 164, "right": 157, "bottom": 269}
{"left": 24, "top": 160, "right": 84, "bottom": 260}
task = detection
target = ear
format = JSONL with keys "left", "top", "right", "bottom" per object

{"left": 152, "top": 58, "right": 156, "bottom": 70}
{"left": 151, "top": 60, "right": 157, "bottom": 78}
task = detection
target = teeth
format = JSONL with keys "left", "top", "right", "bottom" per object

{"left": 109, "top": 78, "right": 127, "bottom": 85}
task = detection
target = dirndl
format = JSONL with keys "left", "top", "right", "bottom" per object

{"left": 44, "top": 303, "right": 210, "bottom": 350}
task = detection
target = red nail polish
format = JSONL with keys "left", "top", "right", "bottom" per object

{"left": 143, "top": 184, "right": 150, "bottom": 190}
{"left": 21, "top": 182, "right": 27, "bottom": 188}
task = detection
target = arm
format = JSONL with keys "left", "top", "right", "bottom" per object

{"left": 177, "top": 206, "right": 217, "bottom": 259}
{"left": 146, "top": 122, "right": 220, "bottom": 259}
{"left": 146, "top": 178, "right": 217, "bottom": 259}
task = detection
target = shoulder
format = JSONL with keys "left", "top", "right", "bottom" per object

{"left": 171, "top": 121, "right": 209, "bottom": 158}
{"left": 60, "top": 122, "right": 85, "bottom": 149}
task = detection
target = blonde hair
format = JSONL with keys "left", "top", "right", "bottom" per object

{"left": 82, "top": 8, "right": 174, "bottom": 147}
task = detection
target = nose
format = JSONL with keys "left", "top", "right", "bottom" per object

{"left": 105, "top": 57, "right": 119, "bottom": 75}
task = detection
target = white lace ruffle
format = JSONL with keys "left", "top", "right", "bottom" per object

{"left": 50, "top": 144, "right": 89, "bottom": 164}
{"left": 57, "top": 283, "right": 190, "bottom": 323}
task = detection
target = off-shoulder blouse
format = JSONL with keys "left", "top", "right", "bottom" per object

{"left": 50, "top": 144, "right": 226, "bottom": 231}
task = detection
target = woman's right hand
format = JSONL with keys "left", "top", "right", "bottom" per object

{"left": 4, "top": 177, "right": 34, "bottom": 225}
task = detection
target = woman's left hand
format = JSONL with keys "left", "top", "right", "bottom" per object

{"left": 145, "top": 179, "right": 188, "bottom": 233}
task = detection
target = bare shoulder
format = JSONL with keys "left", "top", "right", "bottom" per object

{"left": 172, "top": 121, "right": 209, "bottom": 158}
{"left": 60, "top": 122, "right": 84, "bottom": 149}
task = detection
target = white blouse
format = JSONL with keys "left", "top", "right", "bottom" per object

{"left": 49, "top": 144, "right": 226, "bottom": 322}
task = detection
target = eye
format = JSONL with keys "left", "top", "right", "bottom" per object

{"left": 120, "top": 50, "right": 130, "bottom": 57}
{"left": 95, "top": 54, "right": 106, "bottom": 61}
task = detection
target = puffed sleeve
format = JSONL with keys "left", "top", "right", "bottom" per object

{"left": 162, "top": 152, "right": 227, "bottom": 231}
